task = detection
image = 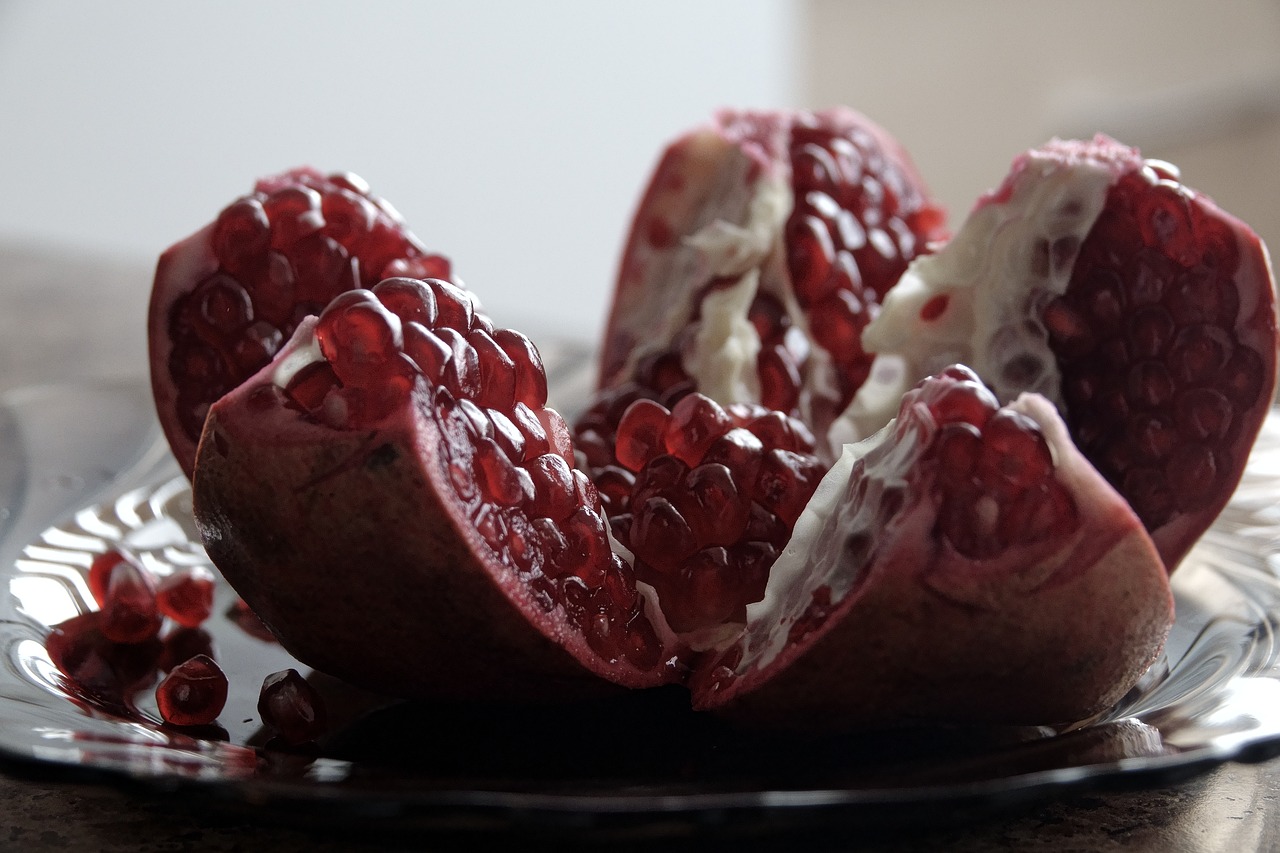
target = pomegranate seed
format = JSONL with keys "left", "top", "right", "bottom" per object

{"left": 315, "top": 290, "right": 404, "bottom": 388}
{"left": 663, "top": 394, "right": 731, "bottom": 465}
{"left": 402, "top": 322, "right": 451, "bottom": 382}
{"left": 46, "top": 612, "right": 162, "bottom": 698}
{"left": 88, "top": 549, "right": 136, "bottom": 606}
{"left": 470, "top": 329, "right": 518, "bottom": 410}
{"left": 155, "top": 568, "right": 216, "bottom": 628}
{"left": 493, "top": 328, "right": 548, "bottom": 408}
{"left": 374, "top": 277, "right": 438, "bottom": 326}
{"left": 630, "top": 497, "right": 699, "bottom": 573}
{"left": 159, "top": 626, "right": 216, "bottom": 673}
{"left": 156, "top": 654, "right": 228, "bottom": 727}
{"left": 258, "top": 669, "right": 328, "bottom": 745}
{"left": 615, "top": 398, "right": 671, "bottom": 472}
{"left": 430, "top": 279, "right": 476, "bottom": 331}
{"left": 100, "top": 559, "right": 162, "bottom": 645}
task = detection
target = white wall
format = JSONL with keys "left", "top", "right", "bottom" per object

{"left": 0, "top": 1, "right": 797, "bottom": 342}
{"left": 800, "top": 0, "right": 1280, "bottom": 253}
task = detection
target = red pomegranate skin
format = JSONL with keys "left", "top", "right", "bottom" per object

{"left": 692, "top": 374, "right": 1174, "bottom": 730}
{"left": 193, "top": 311, "right": 674, "bottom": 703}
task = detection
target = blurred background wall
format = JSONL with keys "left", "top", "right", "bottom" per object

{"left": 0, "top": 0, "right": 1276, "bottom": 345}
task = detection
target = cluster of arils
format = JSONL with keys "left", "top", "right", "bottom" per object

{"left": 47, "top": 548, "right": 325, "bottom": 742}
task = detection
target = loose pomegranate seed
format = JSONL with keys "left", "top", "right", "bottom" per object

{"left": 46, "top": 612, "right": 162, "bottom": 700}
{"left": 156, "top": 654, "right": 228, "bottom": 727}
{"left": 159, "top": 626, "right": 216, "bottom": 673}
{"left": 258, "top": 669, "right": 328, "bottom": 745}
{"left": 100, "top": 558, "right": 162, "bottom": 644}
{"left": 155, "top": 568, "right": 216, "bottom": 628}
{"left": 87, "top": 549, "right": 138, "bottom": 606}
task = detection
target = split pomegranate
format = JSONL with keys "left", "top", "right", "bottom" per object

{"left": 171, "top": 124, "right": 1277, "bottom": 730}
{"left": 691, "top": 366, "right": 1173, "bottom": 728}
{"left": 156, "top": 654, "right": 229, "bottom": 727}
{"left": 860, "top": 135, "right": 1279, "bottom": 570}
{"left": 148, "top": 167, "right": 453, "bottom": 477}
{"left": 592, "top": 107, "right": 946, "bottom": 458}
{"left": 192, "top": 278, "right": 677, "bottom": 701}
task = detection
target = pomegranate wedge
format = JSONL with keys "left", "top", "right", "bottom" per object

{"left": 586, "top": 107, "right": 946, "bottom": 461}
{"left": 193, "top": 280, "right": 676, "bottom": 701}
{"left": 860, "top": 136, "right": 1279, "bottom": 570}
{"left": 693, "top": 366, "right": 1174, "bottom": 729}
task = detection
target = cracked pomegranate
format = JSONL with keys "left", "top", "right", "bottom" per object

{"left": 149, "top": 168, "right": 453, "bottom": 477}
{"left": 174, "top": 119, "right": 1276, "bottom": 729}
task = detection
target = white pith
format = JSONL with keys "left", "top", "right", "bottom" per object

{"left": 737, "top": 407, "right": 926, "bottom": 673}
{"left": 839, "top": 150, "right": 1121, "bottom": 442}
{"left": 271, "top": 321, "right": 324, "bottom": 389}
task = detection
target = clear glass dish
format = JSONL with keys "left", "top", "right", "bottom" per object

{"left": 3, "top": 375, "right": 1280, "bottom": 838}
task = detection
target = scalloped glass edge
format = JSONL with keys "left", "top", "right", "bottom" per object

{"left": 3, "top": 375, "right": 1280, "bottom": 834}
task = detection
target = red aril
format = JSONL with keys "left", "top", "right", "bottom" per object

{"left": 258, "top": 669, "right": 328, "bottom": 745}
{"left": 691, "top": 366, "right": 1173, "bottom": 728}
{"left": 155, "top": 568, "right": 216, "bottom": 628}
{"left": 582, "top": 392, "right": 825, "bottom": 646}
{"left": 593, "top": 108, "right": 946, "bottom": 459}
{"left": 149, "top": 168, "right": 453, "bottom": 478}
{"left": 861, "top": 136, "right": 1278, "bottom": 570}
{"left": 192, "top": 279, "right": 678, "bottom": 701}
{"left": 156, "top": 654, "right": 229, "bottom": 726}
{"left": 99, "top": 557, "right": 162, "bottom": 644}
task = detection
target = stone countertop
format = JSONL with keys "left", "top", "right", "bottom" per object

{"left": 2, "top": 239, "right": 1280, "bottom": 851}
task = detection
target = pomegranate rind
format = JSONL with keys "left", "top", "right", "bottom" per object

{"left": 861, "top": 135, "right": 1279, "bottom": 571}
{"left": 193, "top": 324, "right": 673, "bottom": 702}
{"left": 693, "top": 388, "right": 1173, "bottom": 730}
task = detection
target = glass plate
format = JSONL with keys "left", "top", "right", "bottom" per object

{"left": 3, "top": 375, "right": 1280, "bottom": 839}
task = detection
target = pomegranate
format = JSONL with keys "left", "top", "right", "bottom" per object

{"left": 692, "top": 366, "right": 1173, "bottom": 729}
{"left": 148, "top": 167, "right": 453, "bottom": 478}
{"left": 859, "top": 135, "right": 1278, "bottom": 570}
{"left": 192, "top": 278, "right": 678, "bottom": 701}
{"left": 592, "top": 107, "right": 946, "bottom": 458}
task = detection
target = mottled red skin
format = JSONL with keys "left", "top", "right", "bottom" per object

{"left": 193, "top": 331, "right": 673, "bottom": 702}
{"left": 693, "top": 394, "right": 1173, "bottom": 730}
